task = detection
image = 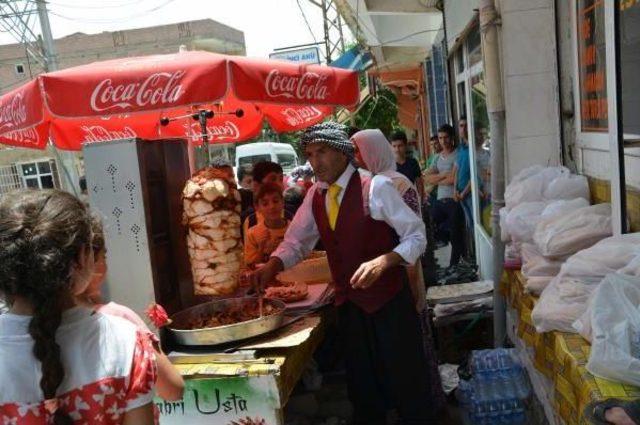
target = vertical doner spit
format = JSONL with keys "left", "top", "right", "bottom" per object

{"left": 183, "top": 168, "right": 243, "bottom": 296}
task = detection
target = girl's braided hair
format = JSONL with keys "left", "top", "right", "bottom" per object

{"left": 0, "top": 189, "right": 92, "bottom": 424}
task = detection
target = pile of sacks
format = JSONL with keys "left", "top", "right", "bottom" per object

{"left": 531, "top": 233, "right": 640, "bottom": 333}
{"left": 500, "top": 166, "right": 591, "bottom": 260}
{"left": 500, "top": 166, "right": 614, "bottom": 295}
{"left": 502, "top": 171, "right": 640, "bottom": 387}
{"left": 521, "top": 202, "right": 612, "bottom": 294}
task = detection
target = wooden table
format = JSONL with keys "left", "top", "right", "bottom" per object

{"left": 157, "top": 312, "right": 327, "bottom": 424}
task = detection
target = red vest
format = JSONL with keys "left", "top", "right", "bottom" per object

{"left": 312, "top": 171, "right": 404, "bottom": 313}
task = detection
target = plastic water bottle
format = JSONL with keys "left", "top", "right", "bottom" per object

{"left": 457, "top": 379, "right": 472, "bottom": 406}
{"left": 513, "top": 369, "right": 530, "bottom": 400}
{"left": 498, "top": 399, "right": 514, "bottom": 425}
{"left": 487, "top": 400, "right": 501, "bottom": 424}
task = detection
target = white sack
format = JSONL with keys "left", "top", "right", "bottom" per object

{"left": 540, "top": 198, "right": 590, "bottom": 221}
{"left": 510, "top": 165, "right": 545, "bottom": 185}
{"left": 505, "top": 202, "right": 548, "bottom": 243}
{"left": 505, "top": 167, "right": 568, "bottom": 210}
{"left": 543, "top": 174, "right": 590, "bottom": 202}
{"left": 532, "top": 233, "right": 640, "bottom": 333}
{"left": 575, "top": 252, "right": 640, "bottom": 340}
{"left": 584, "top": 273, "right": 640, "bottom": 387}
{"left": 533, "top": 203, "right": 612, "bottom": 258}
{"left": 525, "top": 276, "right": 556, "bottom": 295}
{"left": 521, "top": 243, "right": 564, "bottom": 295}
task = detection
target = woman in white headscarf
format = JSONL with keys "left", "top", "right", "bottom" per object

{"left": 351, "top": 129, "right": 422, "bottom": 217}
{"left": 351, "top": 129, "right": 424, "bottom": 307}
{"left": 351, "top": 128, "right": 446, "bottom": 411}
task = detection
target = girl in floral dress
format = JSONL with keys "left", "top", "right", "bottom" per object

{"left": 79, "top": 215, "right": 184, "bottom": 402}
{"left": 0, "top": 190, "right": 157, "bottom": 424}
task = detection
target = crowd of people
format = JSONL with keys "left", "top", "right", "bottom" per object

{"left": 0, "top": 119, "right": 498, "bottom": 425}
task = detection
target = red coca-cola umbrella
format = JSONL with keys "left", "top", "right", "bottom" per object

{"left": 0, "top": 51, "right": 359, "bottom": 151}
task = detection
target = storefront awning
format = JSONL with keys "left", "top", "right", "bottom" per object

{"left": 330, "top": 46, "right": 373, "bottom": 71}
{"left": 335, "top": 0, "right": 443, "bottom": 71}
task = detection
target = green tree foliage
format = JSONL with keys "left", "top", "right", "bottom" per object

{"left": 353, "top": 87, "right": 400, "bottom": 137}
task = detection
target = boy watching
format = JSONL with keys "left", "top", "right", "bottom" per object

{"left": 242, "top": 161, "right": 294, "bottom": 238}
{"left": 252, "top": 161, "right": 285, "bottom": 192}
{"left": 244, "top": 183, "right": 291, "bottom": 268}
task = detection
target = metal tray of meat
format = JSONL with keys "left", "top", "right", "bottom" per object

{"left": 167, "top": 297, "right": 286, "bottom": 346}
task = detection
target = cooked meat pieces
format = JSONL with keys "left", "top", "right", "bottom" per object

{"left": 201, "top": 179, "right": 229, "bottom": 202}
{"left": 184, "top": 302, "right": 282, "bottom": 329}
{"left": 183, "top": 167, "right": 243, "bottom": 296}
{"left": 264, "top": 282, "right": 309, "bottom": 303}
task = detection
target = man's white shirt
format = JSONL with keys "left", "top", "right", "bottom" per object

{"left": 272, "top": 164, "right": 426, "bottom": 269}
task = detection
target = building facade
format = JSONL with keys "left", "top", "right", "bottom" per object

{"left": 339, "top": 0, "right": 640, "bottom": 422}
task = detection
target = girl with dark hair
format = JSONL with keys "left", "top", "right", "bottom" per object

{"left": 77, "top": 214, "right": 184, "bottom": 402}
{"left": 0, "top": 190, "right": 157, "bottom": 424}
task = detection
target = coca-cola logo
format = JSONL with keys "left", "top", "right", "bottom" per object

{"left": 208, "top": 121, "right": 240, "bottom": 140}
{"left": 265, "top": 70, "right": 329, "bottom": 101}
{"left": 5, "top": 127, "right": 39, "bottom": 146}
{"left": 186, "top": 121, "right": 240, "bottom": 141}
{"left": 0, "top": 93, "right": 28, "bottom": 132}
{"left": 81, "top": 125, "right": 137, "bottom": 143}
{"left": 90, "top": 71, "right": 185, "bottom": 112}
{"left": 281, "top": 106, "right": 322, "bottom": 126}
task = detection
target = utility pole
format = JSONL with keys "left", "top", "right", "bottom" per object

{"left": 36, "top": 0, "right": 80, "bottom": 195}
{"left": 308, "top": 0, "right": 346, "bottom": 64}
{"left": 479, "top": 0, "right": 507, "bottom": 347}
{"left": 35, "top": 0, "right": 58, "bottom": 72}
{"left": 0, "top": 0, "right": 80, "bottom": 194}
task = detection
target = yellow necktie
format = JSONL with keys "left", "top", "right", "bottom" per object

{"left": 327, "top": 183, "right": 341, "bottom": 230}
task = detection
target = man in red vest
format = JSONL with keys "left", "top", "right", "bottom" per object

{"left": 253, "top": 122, "right": 434, "bottom": 424}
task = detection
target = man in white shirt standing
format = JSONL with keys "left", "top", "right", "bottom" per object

{"left": 252, "top": 122, "right": 435, "bottom": 424}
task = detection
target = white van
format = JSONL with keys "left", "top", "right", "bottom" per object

{"left": 235, "top": 142, "right": 299, "bottom": 176}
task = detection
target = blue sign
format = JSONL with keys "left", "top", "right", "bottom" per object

{"left": 269, "top": 47, "right": 321, "bottom": 65}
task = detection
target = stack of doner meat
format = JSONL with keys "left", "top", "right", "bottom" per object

{"left": 183, "top": 167, "right": 242, "bottom": 296}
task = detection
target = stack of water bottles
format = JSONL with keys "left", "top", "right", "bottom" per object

{"left": 457, "top": 348, "right": 531, "bottom": 424}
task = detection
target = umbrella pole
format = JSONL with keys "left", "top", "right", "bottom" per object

{"left": 197, "top": 110, "right": 213, "bottom": 166}
{"left": 161, "top": 108, "right": 243, "bottom": 170}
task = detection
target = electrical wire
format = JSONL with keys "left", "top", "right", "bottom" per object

{"left": 295, "top": 0, "right": 319, "bottom": 45}
{"left": 44, "top": 0, "right": 146, "bottom": 9}
{"left": 361, "top": 95, "right": 380, "bottom": 128}
{"left": 355, "top": 0, "right": 360, "bottom": 41}
{"left": 46, "top": 0, "right": 178, "bottom": 24}
{"left": 381, "top": 28, "right": 440, "bottom": 46}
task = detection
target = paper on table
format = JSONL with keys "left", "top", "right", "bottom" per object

{"left": 238, "top": 315, "right": 321, "bottom": 349}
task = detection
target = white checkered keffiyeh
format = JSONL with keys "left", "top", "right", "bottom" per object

{"left": 300, "top": 122, "right": 354, "bottom": 157}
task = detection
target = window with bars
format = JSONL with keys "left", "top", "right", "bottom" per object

{"left": 0, "top": 164, "right": 22, "bottom": 195}
{"left": 17, "top": 160, "right": 60, "bottom": 190}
